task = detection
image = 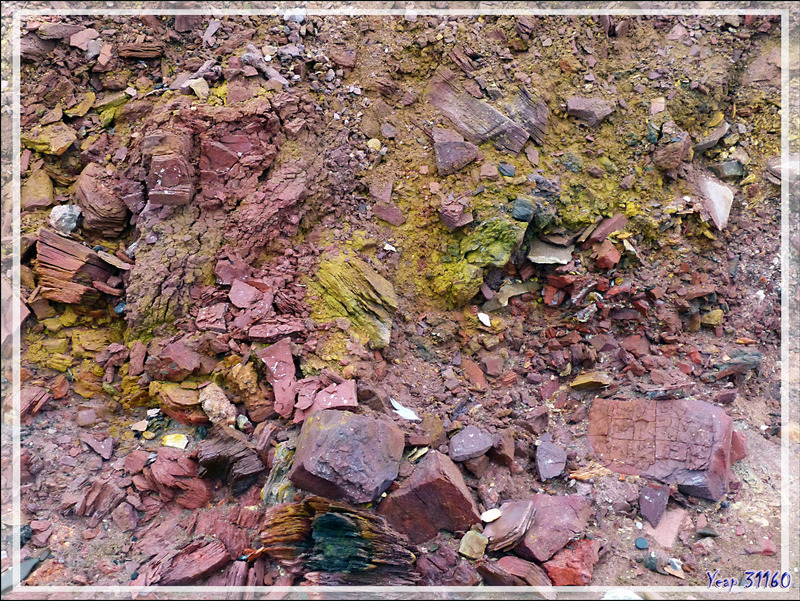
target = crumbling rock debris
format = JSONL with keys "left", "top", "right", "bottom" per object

{"left": 139, "top": 446, "right": 213, "bottom": 510}
{"left": 505, "top": 86, "right": 549, "bottom": 146}
{"left": 255, "top": 496, "right": 419, "bottom": 585}
{"left": 588, "top": 397, "right": 737, "bottom": 500}
{"left": 258, "top": 338, "right": 297, "bottom": 419}
{"left": 478, "top": 555, "right": 553, "bottom": 587}
{"left": 133, "top": 539, "right": 230, "bottom": 586}
{"left": 417, "top": 541, "right": 481, "bottom": 586}
{"left": 288, "top": 410, "right": 404, "bottom": 504}
{"left": 544, "top": 538, "right": 604, "bottom": 585}
{"left": 378, "top": 450, "right": 480, "bottom": 544}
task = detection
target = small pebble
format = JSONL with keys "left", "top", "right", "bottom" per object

{"left": 635, "top": 537, "right": 649, "bottom": 550}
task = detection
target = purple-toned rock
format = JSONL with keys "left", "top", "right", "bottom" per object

{"left": 536, "top": 440, "right": 567, "bottom": 480}
{"left": 378, "top": 450, "right": 480, "bottom": 544}
{"left": 567, "top": 97, "right": 613, "bottom": 127}
{"left": 195, "top": 303, "right": 228, "bottom": 333}
{"left": 588, "top": 397, "right": 735, "bottom": 500}
{"left": 258, "top": 338, "right": 296, "bottom": 419}
{"left": 146, "top": 154, "right": 194, "bottom": 206}
{"left": 483, "top": 499, "right": 535, "bottom": 551}
{"left": 449, "top": 425, "right": 494, "bottom": 462}
{"left": 416, "top": 542, "right": 481, "bottom": 586}
{"left": 639, "top": 484, "right": 669, "bottom": 527}
{"left": 653, "top": 121, "right": 692, "bottom": 172}
{"left": 515, "top": 494, "right": 592, "bottom": 562}
{"left": 228, "top": 279, "right": 262, "bottom": 309}
{"left": 584, "top": 213, "right": 627, "bottom": 245}
{"left": 307, "top": 379, "right": 358, "bottom": 413}
{"left": 289, "top": 410, "right": 404, "bottom": 504}
{"left": 373, "top": 203, "right": 406, "bottom": 227}
{"left": 495, "top": 556, "right": 552, "bottom": 586}
{"left": 439, "top": 197, "right": 474, "bottom": 232}
{"left": 433, "top": 128, "right": 481, "bottom": 176}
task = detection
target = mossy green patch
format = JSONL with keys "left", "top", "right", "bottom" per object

{"left": 309, "top": 254, "right": 398, "bottom": 349}
{"left": 460, "top": 218, "right": 526, "bottom": 268}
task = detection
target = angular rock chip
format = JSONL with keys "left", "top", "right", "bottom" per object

{"left": 515, "top": 494, "right": 592, "bottom": 562}
{"left": 639, "top": 484, "right": 669, "bottom": 527}
{"left": 588, "top": 397, "right": 734, "bottom": 500}
{"left": 433, "top": 128, "right": 481, "bottom": 176}
{"left": 536, "top": 441, "right": 567, "bottom": 480}
{"left": 258, "top": 338, "right": 297, "bottom": 419}
{"left": 314, "top": 255, "right": 398, "bottom": 349}
{"left": 289, "top": 410, "right": 404, "bottom": 504}
{"left": 504, "top": 86, "right": 549, "bottom": 146}
{"left": 698, "top": 175, "right": 735, "bottom": 230}
{"left": 199, "top": 383, "right": 237, "bottom": 428}
{"left": 21, "top": 169, "right": 54, "bottom": 209}
{"left": 378, "top": 450, "right": 480, "bottom": 544}
{"left": 449, "top": 425, "right": 494, "bottom": 462}
{"left": 567, "top": 97, "right": 613, "bottom": 127}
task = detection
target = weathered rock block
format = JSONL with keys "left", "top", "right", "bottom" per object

{"left": 289, "top": 410, "right": 404, "bottom": 504}
{"left": 378, "top": 450, "right": 480, "bottom": 544}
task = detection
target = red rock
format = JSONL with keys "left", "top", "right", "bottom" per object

{"left": 79, "top": 433, "right": 114, "bottom": 460}
{"left": 481, "top": 355, "right": 503, "bottom": 377}
{"left": 643, "top": 508, "right": 687, "bottom": 549}
{"left": 258, "top": 338, "right": 296, "bottom": 419}
{"left": 373, "top": 202, "right": 406, "bottom": 226}
{"left": 439, "top": 197, "right": 474, "bottom": 232}
{"left": 110, "top": 501, "right": 138, "bottom": 532}
{"left": 745, "top": 537, "right": 776, "bottom": 556}
{"left": 417, "top": 542, "right": 481, "bottom": 586}
{"left": 136, "top": 540, "right": 231, "bottom": 585}
{"left": 195, "top": 303, "right": 228, "bottom": 333}
{"left": 146, "top": 338, "right": 203, "bottom": 381}
{"left": 449, "top": 425, "right": 494, "bottom": 462}
{"left": 69, "top": 28, "right": 99, "bottom": 50}
{"left": 289, "top": 410, "right": 404, "bottom": 504}
{"left": 594, "top": 239, "right": 621, "bottom": 269}
{"left": 144, "top": 447, "right": 213, "bottom": 510}
{"left": 461, "top": 358, "right": 488, "bottom": 391}
{"left": 201, "top": 140, "right": 239, "bottom": 172}
{"left": 544, "top": 539, "right": 604, "bottom": 585}
{"left": 378, "top": 450, "right": 480, "bottom": 544}
{"left": 730, "top": 430, "right": 748, "bottom": 462}
{"left": 229, "top": 279, "right": 262, "bottom": 309}
{"left": 515, "top": 494, "right": 592, "bottom": 562}
{"left": 124, "top": 450, "right": 150, "bottom": 474}
{"left": 330, "top": 47, "right": 357, "bottom": 68}
{"left": 584, "top": 213, "right": 627, "bottom": 246}
{"left": 588, "top": 397, "right": 735, "bottom": 500}
{"left": 566, "top": 97, "right": 613, "bottom": 127}
{"left": 308, "top": 379, "right": 358, "bottom": 412}
{"left": 129, "top": 340, "right": 147, "bottom": 376}
{"left": 146, "top": 154, "right": 194, "bottom": 205}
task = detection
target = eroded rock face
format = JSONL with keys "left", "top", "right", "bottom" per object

{"left": 288, "top": 410, "right": 404, "bottom": 504}
{"left": 588, "top": 397, "right": 734, "bottom": 500}
{"left": 378, "top": 450, "right": 480, "bottom": 544}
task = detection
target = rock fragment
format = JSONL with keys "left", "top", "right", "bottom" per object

{"left": 639, "top": 485, "right": 669, "bottom": 527}
{"left": 515, "top": 494, "right": 592, "bottom": 562}
{"left": 449, "top": 425, "right": 494, "bottom": 462}
{"left": 433, "top": 128, "right": 481, "bottom": 176}
{"left": 258, "top": 338, "right": 297, "bottom": 419}
{"left": 536, "top": 440, "right": 567, "bottom": 480}
{"left": 544, "top": 539, "right": 604, "bottom": 585}
{"left": 567, "top": 97, "right": 613, "bottom": 126}
{"left": 482, "top": 499, "right": 536, "bottom": 551}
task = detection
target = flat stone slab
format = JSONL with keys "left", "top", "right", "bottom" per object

{"left": 588, "top": 397, "right": 734, "bottom": 500}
